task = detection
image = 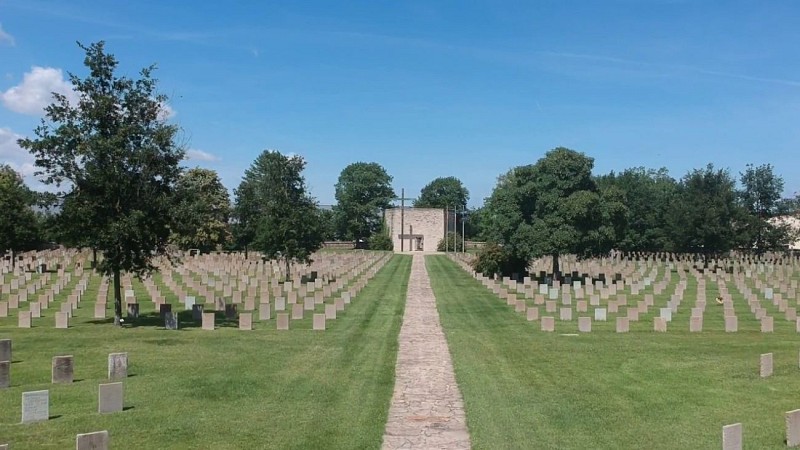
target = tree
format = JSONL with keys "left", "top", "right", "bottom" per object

{"left": 414, "top": 176, "right": 469, "bottom": 210}
{"left": 0, "top": 165, "right": 41, "bottom": 260}
{"left": 482, "top": 147, "right": 626, "bottom": 276}
{"left": 235, "top": 150, "right": 323, "bottom": 276}
{"left": 666, "top": 164, "right": 741, "bottom": 257}
{"left": 738, "top": 164, "right": 792, "bottom": 253}
{"left": 595, "top": 167, "right": 677, "bottom": 252}
{"left": 318, "top": 208, "right": 337, "bottom": 241}
{"left": 172, "top": 168, "right": 231, "bottom": 252}
{"left": 333, "top": 162, "right": 394, "bottom": 240}
{"left": 18, "top": 41, "right": 184, "bottom": 326}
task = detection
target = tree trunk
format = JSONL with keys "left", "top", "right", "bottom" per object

{"left": 113, "top": 268, "right": 123, "bottom": 326}
{"left": 92, "top": 248, "right": 97, "bottom": 269}
{"left": 284, "top": 258, "right": 291, "bottom": 282}
{"left": 244, "top": 245, "right": 249, "bottom": 259}
{"left": 551, "top": 253, "right": 560, "bottom": 280}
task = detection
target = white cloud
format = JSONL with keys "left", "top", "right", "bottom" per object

{"left": 1, "top": 66, "right": 78, "bottom": 115}
{"left": 0, "top": 127, "right": 36, "bottom": 177}
{"left": 0, "top": 24, "right": 14, "bottom": 46}
{"left": 185, "top": 149, "right": 219, "bottom": 162}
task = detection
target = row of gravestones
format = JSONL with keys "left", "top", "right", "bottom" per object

{"left": 723, "top": 409, "right": 800, "bottom": 449}
{"left": 1, "top": 429, "right": 110, "bottom": 450}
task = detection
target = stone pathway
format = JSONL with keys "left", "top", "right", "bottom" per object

{"left": 382, "top": 254, "right": 471, "bottom": 449}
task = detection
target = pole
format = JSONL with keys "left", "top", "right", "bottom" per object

{"left": 400, "top": 188, "right": 404, "bottom": 252}
{"left": 445, "top": 205, "right": 448, "bottom": 253}
{"left": 462, "top": 208, "right": 466, "bottom": 253}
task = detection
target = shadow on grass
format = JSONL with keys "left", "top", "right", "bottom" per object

{"left": 85, "top": 310, "right": 242, "bottom": 330}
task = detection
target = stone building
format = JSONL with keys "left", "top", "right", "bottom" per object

{"left": 384, "top": 208, "right": 445, "bottom": 252}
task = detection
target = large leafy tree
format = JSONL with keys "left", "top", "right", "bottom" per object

{"left": 0, "top": 165, "right": 41, "bottom": 259}
{"left": 333, "top": 162, "right": 394, "bottom": 240}
{"left": 234, "top": 150, "right": 323, "bottom": 275}
{"left": 172, "top": 168, "right": 231, "bottom": 252}
{"left": 414, "top": 176, "right": 469, "bottom": 210}
{"left": 482, "top": 147, "right": 626, "bottom": 276}
{"left": 19, "top": 41, "right": 184, "bottom": 326}
{"left": 596, "top": 167, "right": 677, "bottom": 252}
{"left": 666, "top": 164, "right": 742, "bottom": 257}
{"left": 738, "top": 164, "right": 793, "bottom": 253}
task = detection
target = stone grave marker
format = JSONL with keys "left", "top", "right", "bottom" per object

{"left": 0, "top": 302, "right": 7, "bottom": 317}
{"left": 159, "top": 303, "right": 172, "bottom": 320}
{"left": 259, "top": 303, "right": 271, "bottom": 321}
{"left": 325, "top": 304, "right": 336, "bottom": 320}
{"left": 126, "top": 304, "right": 139, "bottom": 319}
{"left": 722, "top": 423, "right": 742, "bottom": 450}
{"left": 334, "top": 298, "right": 345, "bottom": 311}
{"left": 55, "top": 312, "right": 69, "bottom": 329}
{"left": 548, "top": 288, "right": 558, "bottom": 300}
{"left": 275, "top": 297, "right": 286, "bottom": 311}
{"left": 545, "top": 301, "right": 556, "bottom": 313}
{"left": 164, "top": 312, "right": 178, "bottom": 330}
{"left": 94, "top": 303, "right": 106, "bottom": 319}
{"left": 191, "top": 304, "right": 203, "bottom": 321}
{"left": 725, "top": 316, "right": 738, "bottom": 332}
{"left": 202, "top": 312, "right": 215, "bottom": 330}
{"left": 788, "top": 409, "right": 800, "bottom": 447}
{"left": 689, "top": 316, "right": 703, "bottom": 332}
{"left": 761, "top": 316, "right": 774, "bottom": 333}
{"left": 594, "top": 308, "right": 607, "bottom": 321}
{"left": 313, "top": 313, "right": 326, "bottom": 330}
{"left": 98, "top": 382, "right": 123, "bottom": 413}
{"left": 76, "top": 430, "right": 109, "bottom": 450}
{"left": 21, "top": 390, "right": 49, "bottom": 423}
{"left": 30, "top": 302, "right": 41, "bottom": 318}
{"left": 52, "top": 355, "right": 74, "bottom": 383}
{"left": 578, "top": 317, "right": 591, "bottom": 332}
{"left": 653, "top": 317, "right": 667, "bottom": 332}
{"left": 540, "top": 316, "right": 555, "bottom": 332}
{"left": 0, "top": 360, "right": 9, "bottom": 388}
{"left": 342, "top": 292, "right": 351, "bottom": 304}
{"left": 559, "top": 307, "right": 572, "bottom": 321}
{"left": 304, "top": 297, "right": 315, "bottom": 311}
{"left": 526, "top": 307, "right": 539, "bottom": 321}
{"left": 659, "top": 308, "right": 672, "bottom": 322}
{"left": 760, "top": 353, "right": 773, "bottom": 378}
{"left": 225, "top": 304, "right": 238, "bottom": 320}
{"left": 276, "top": 313, "right": 289, "bottom": 330}
{"left": 616, "top": 317, "right": 629, "bottom": 333}
{"left": 184, "top": 296, "right": 196, "bottom": 309}
{"left": 108, "top": 353, "right": 127, "bottom": 380}
{"left": 0, "top": 339, "right": 10, "bottom": 362}
{"left": 239, "top": 312, "right": 252, "bottom": 330}
{"left": 291, "top": 303, "right": 303, "bottom": 320}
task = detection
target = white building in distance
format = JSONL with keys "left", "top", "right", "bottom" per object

{"left": 384, "top": 207, "right": 445, "bottom": 252}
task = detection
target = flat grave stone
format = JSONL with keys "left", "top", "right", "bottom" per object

{"left": 126, "top": 304, "right": 139, "bottom": 319}
{"left": 722, "top": 423, "right": 742, "bottom": 450}
{"left": 541, "top": 316, "right": 555, "bottom": 332}
{"left": 342, "top": 292, "right": 351, "bottom": 304}
{"left": 55, "top": 312, "right": 69, "bottom": 329}
{"left": 594, "top": 308, "right": 607, "bottom": 321}
{"left": 21, "top": 389, "right": 49, "bottom": 423}
{"left": 225, "top": 304, "right": 238, "bottom": 320}
{"left": 259, "top": 303, "right": 271, "bottom": 321}
{"left": 94, "top": 303, "right": 106, "bottom": 319}
{"left": 239, "top": 312, "right": 252, "bottom": 330}
{"left": 304, "top": 297, "right": 315, "bottom": 311}
{"left": 654, "top": 317, "right": 667, "bottom": 332}
{"left": 559, "top": 307, "right": 572, "bottom": 321}
{"left": 276, "top": 313, "right": 289, "bottom": 330}
{"left": 159, "top": 303, "right": 172, "bottom": 320}
{"left": 787, "top": 409, "right": 800, "bottom": 447}
{"left": 578, "top": 317, "right": 591, "bottom": 332}
{"left": 98, "top": 382, "right": 123, "bottom": 413}
{"left": 761, "top": 316, "right": 774, "bottom": 333}
{"left": 191, "top": 304, "right": 204, "bottom": 321}
{"left": 0, "top": 339, "right": 10, "bottom": 362}
{"left": 313, "top": 313, "right": 326, "bottom": 330}
{"left": 76, "top": 430, "right": 109, "bottom": 450}
{"left": 30, "top": 302, "right": 41, "bottom": 318}
{"left": 325, "top": 304, "right": 336, "bottom": 320}
{"left": 275, "top": 297, "right": 286, "bottom": 311}
{"left": 526, "top": 307, "right": 539, "bottom": 321}
{"left": 52, "top": 355, "right": 74, "bottom": 383}
{"left": 0, "top": 360, "right": 9, "bottom": 388}
{"left": 291, "top": 303, "right": 303, "bottom": 320}
{"left": 616, "top": 317, "right": 629, "bottom": 333}
{"left": 202, "top": 312, "right": 215, "bottom": 331}
{"left": 108, "top": 353, "right": 127, "bottom": 380}
{"left": 659, "top": 308, "right": 672, "bottom": 322}
{"left": 164, "top": 312, "right": 178, "bottom": 330}
{"left": 760, "top": 353, "right": 773, "bottom": 378}
{"left": 334, "top": 298, "right": 345, "bottom": 311}
{"left": 725, "top": 316, "right": 738, "bottom": 332}
{"left": 0, "top": 302, "right": 7, "bottom": 317}
{"left": 689, "top": 317, "right": 703, "bottom": 332}
{"left": 184, "top": 296, "right": 196, "bottom": 309}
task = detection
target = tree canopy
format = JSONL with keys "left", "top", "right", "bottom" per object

{"left": 18, "top": 41, "right": 183, "bottom": 325}
{"left": 333, "top": 162, "right": 394, "bottom": 240}
{"left": 172, "top": 168, "right": 231, "bottom": 252}
{"left": 0, "top": 165, "right": 41, "bottom": 256}
{"left": 234, "top": 150, "right": 323, "bottom": 275}
{"left": 414, "top": 176, "right": 469, "bottom": 210}
{"left": 737, "top": 164, "right": 793, "bottom": 253}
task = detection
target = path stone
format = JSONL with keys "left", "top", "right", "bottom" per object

{"left": 382, "top": 255, "right": 471, "bottom": 449}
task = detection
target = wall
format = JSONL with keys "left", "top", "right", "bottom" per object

{"left": 384, "top": 208, "right": 445, "bottom": 252}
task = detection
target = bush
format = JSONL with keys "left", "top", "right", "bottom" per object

{"left": 471, "top": 242, "right": 528, "bottom": 278}
{"left": 368, "top": 232, "right": 394, "bottom": 251}
{"left": 437, "top": 231, "right": 463, "bottom": 252}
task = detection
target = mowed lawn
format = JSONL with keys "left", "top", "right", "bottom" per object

{"left": 0, "top": 254, "right": 411, "bottom": 449}
{"left": 427, "top": 255, "right": 800, "bottom": 450}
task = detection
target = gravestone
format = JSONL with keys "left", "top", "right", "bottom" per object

{"left": 275, "top": 297, "right": 286, "bottom": 311}
{"left": 164, "top": 312, "right": 178, "bottom": 330}
{"left": 761, "top": 317, "right": 774, "bottom": 333}
{"left": 760, "top": 353, "right": 773, "bottom": 378}
{"left": 325, "top": 304, "right": 336, "bottom": 320}
{"left": 342, "top": 292, "right": 351, "bottom": 304}
{"left": 515, "top": 300, "right": 526, "bottom": 313}
{"left": 76, "top": 430, "right": 109, "bottom": 450}
{"left": 21, "top": 390, "right": 49, "bottom": 423}
{"left": 108, "top": 353, "right": 128, "bottom": 380}
{"left": 55, "top": 312, "right": 69, "bottom": 329}
{"left": 191, "top": 304, "right": 203, "bottom": 321}
{"left": 559, "top": 308, "right": 572, "bottom": 321}
{"left": 540, "top": 316, "right": 555, "bottom": 332}
{"left": 0, "top": 360, "right": 9, "bottom": 388}
{"left": 239, "top": 313, "right": 252, "bottom": 330}
{"left": 689, "top": 317, "right": 703, "bottom": 333}
{"left": 98, "top": 382, "right": 123, "bottom": 413}
{"left": 52, "top": 355, "right": 74, "bottom": 383}
{"left": 787, "top": 409, "right": 800, "bottom": 447}
{"left": 725, "top": 316, "right": 738, "bottom": 332}
{"left": 304, "top": 297, "right": 315, "bottom": 311}
{"left": 276, "top": 313, "right": 289, "bottom": 330}
{"left": 94, "top": 303, "right": 106, "bottom": 319}
{"left": 184, "top": 296, "right": 196, "bottom": 309}
{"left": 291, "top": 303, "right": 303, "bottom": 320}
{"left": 653, "top": 317, "right": 667, "bottom": 332}
{"left": 578, "top": 317, "right": 591, "bottom": 333}
{"left": 722, "top": 423, "right": 742, "bottom": 450}
{"left": 335, "top": 298, "right": 345, "bottom": 311}
{"left": 259, "top": 303, "right": 271, "bottom": 321}
{"left": 126, "top": 304, "right": 139, "bottom": 319}
{"left": 526, "top": 307, "right": 539, "bottom": 321}
{"left": 202, "top": 312, "right": 215, "bottom": 330}
{"left": 225, "top": 304, "right": 238, "bottom": 320}
{"left": 159, "top": 303, "right": 172, "bottom": 320}
{"left": 0, "top": 339, "right": 10, "bottom": 362}
{"left": 616, "top": 317, "right": 629, "bottom": 333}
{"left": 313, "top": 313, "right": 326, "bottom": 331}
{"left": 594, "top": 308, "right": 607, "bottom": 321}
{"left": 659, "top": 308, "right": 672, "bottom": 322}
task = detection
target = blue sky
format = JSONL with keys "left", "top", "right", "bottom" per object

{"left": 1, "top": 0, "right": 799, "bottom": 207}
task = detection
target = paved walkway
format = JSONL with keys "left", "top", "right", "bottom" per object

{"left": 382, "top": 254, "right": 471, "bottom": 449}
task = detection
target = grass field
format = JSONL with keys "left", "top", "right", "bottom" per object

{"left": 0, "top": 254, "right": 411, "bottom": 449}
{"left": 427, "top": 255, "right": 800, "bottom": 449}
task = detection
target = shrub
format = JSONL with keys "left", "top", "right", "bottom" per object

{"left": 368, "top": 232, "right": 394, "bottom": 251}
{"left": 437, "top": 231, "right": 463, "bottom": 252}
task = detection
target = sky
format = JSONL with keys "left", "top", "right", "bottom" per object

{"left": 1, "top": 0, "right": 799, "bottom": 207}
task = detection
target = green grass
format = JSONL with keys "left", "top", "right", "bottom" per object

{"left": 427, "top": 255, "right": 800, "bottom": 450}
{"left": 0, "top": 254, "right": 411, "bottom": 449}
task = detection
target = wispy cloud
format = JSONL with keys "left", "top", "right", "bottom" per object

{"left": 185, "top": 149, "right": 220, "bottom": 162}
{"left": 0, "top": 23, "right": 14, "bottom": 46}
{"left": 1, "top": 66, "right": 78, "bottom": 115}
